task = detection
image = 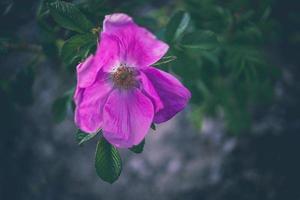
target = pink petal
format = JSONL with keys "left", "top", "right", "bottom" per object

{"left": 143, "top": 67, "right": 191, "bottom": 123}
{"left": 102, "top": 89, "right": 154, "bottom": 148}
{"left": 103, "top": 13, "right": 134, "bottom": 32}
{"left": 102, "top": 13, "right": 169, "bottom": 68}
{"left": 77, "top": 34, "right": 119, "bottom": 88}
{"left": 138, "top": 71, "right": 163, "bottom": 113}
{"left": 76, "top": 54, "right": 95, "bottom": 88}
{"left": 74, "top": 72, "right": 113, "bottom": 133}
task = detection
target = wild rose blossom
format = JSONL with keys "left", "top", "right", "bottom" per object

{"left": 74, "top": 13, "right": 191, "bottom": 148}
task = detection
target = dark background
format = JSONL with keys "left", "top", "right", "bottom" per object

{"left": 0, "top": 0, "right": 300, "bottom": 199}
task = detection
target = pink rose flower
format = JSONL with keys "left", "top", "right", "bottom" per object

{"left": 74, "top": 13, "right": 191, "bottom": 148}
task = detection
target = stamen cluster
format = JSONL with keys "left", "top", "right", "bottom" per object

{"left": 112, "top": 64, "right": 137, "bottom": 89}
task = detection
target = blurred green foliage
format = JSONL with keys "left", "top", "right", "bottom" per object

{"left": 167, "top": 1, "right": 279, "bottom": 133}
{"left": 0, "top": 0, "right": 291, "bottom": 184}
{"left": 0, "top": 0, "right": 280, "bottom": 134}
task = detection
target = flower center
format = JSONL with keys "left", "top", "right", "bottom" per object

{"left": 112, "top": 65, "right": 137, "bottom": 89}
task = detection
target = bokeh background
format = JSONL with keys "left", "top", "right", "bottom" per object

{"left": 0, "top": 0, "right": 300, "bottom": 199}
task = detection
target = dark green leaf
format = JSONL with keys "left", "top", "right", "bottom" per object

{"left": 181, "top": 30, "right": 219, "bottom": 50}
{"left": 261, "top": 6, "right": 272, "bottom": 21}
{"left": 95, "top": 138, "right": 122, "bottom": 184}
{"left": 2, "top": 1, "right": 14, "bottom": 15}
{"left": 52, "top": 94, "right": 70, "bottom": 123}
{"left": 153, "top": 55, "right": 177, "bottom": 66}
{"left": 151, "top": 123, "right": 156, "bottom": 130}
{"left": 0, "top": 37, "right": 11, "bottom": 54}
{"left": 37, "top": 0, "right": 56, "bottom": 19}
{"left": 71, "top": 100, "right": 76, "bottom": 112}
{"left": 165, "top": 11, "right": 190, "bottom": 43}
{"left": 52, "top": 88, "right": 74, "bottom": 123}
{"left": 11, "top": 65, "right": 35, "bottom": 106}
{"left": 76, "top": 129, "right": 98, "bottom": 145}
{"left": 61, "top": 33, "right": 97, "bottom": 65}
{"left": 129, "top": 139, "right": 145, "bottom": 154}
{"left": 236, "top": 10, "right": 255, "bottom": 24}
{"left": 48, "top": 1, "right": 93, "bottom": 33}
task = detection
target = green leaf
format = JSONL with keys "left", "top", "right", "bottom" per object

{"left": 52, "top": 94, "right": 71, "bottom": 123}
{"left": 52, "top": 88, "right": 74, "bottom": 123}
{"left": 165, "top": 11, "right": 190, "bottom": 43}
{"left": 95, "top": 138, "right": 122, "bottom": 184}
{"left": 37, "top": 0, "right": 56, "bottom": 19}
{"left": 76, "top": 129, "right": 98, "bottom": 145}
{"left": 11, "top": 65, "right": 35, "bottom": 106}
{"left": 261, "top": 6, "right": 272, "bottom": 21}
{"left": 151, "top": 123, "right": 156, "bottom": 130}
{"left": 129, "top": 139, "right": 145, "bottom": 154}
{"left": 48, "top": 1, "right": 93, "bottom": 33}
{"left": 0, "top": 38, "right": 9, "bottom": 54}
{"left": 61, "top": 33, "right": 97, "bottom": 65}
{"left": 153, "top": 55, "right": 177, "bottom": 66}
{"left": 181, "top": 30, "right": 219, "bottom": 50}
